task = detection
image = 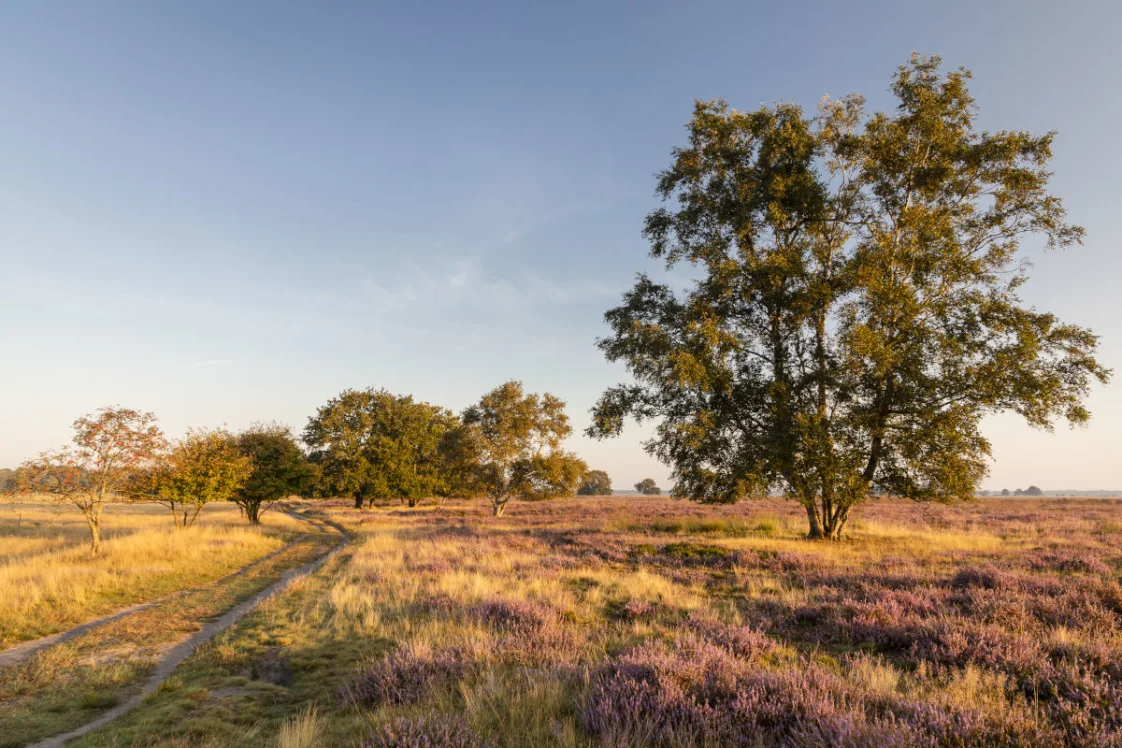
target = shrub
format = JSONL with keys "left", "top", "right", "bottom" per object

{"left": 348, "top": 646, "right": 469, "bottom": 707}
{"left": 363, "top": 714, "right": 494, "bottom": 748}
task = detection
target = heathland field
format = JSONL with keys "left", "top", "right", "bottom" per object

{"left": 2, "top": 496, "right": 1119, "bottom": 747}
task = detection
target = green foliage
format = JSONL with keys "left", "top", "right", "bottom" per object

{"left": 577, "top": 469, "right": 613, "bottom": 496}
{"left": 634, "top": 478, "right": 661, "bottom": 496}
{"left": 589, "top": 54, "right": 1108, "bottom": 539}
{"left": 303, "top": 389, "right": 457, "bottom": 507}
{"left": 145, "top": 428, "right": 252, "bottom": 528}
{"left": 235, "top": 424, "right": 315, "bottom": 523}
{"left": 459, "top": 381, "right": 588, "bottom": 516}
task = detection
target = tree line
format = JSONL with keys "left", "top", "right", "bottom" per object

{"left": 4, "top": 381, "right": 624, "bottom": 552}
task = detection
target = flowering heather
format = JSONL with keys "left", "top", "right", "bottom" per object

{"left": 239, "top": 495, "right": 1122, "bottom": 746}
{"left": 469, "top": 598, "right": 573, "bottom": 662}
{"left": 363, "top": 714, "right": 495, "bottom": 748}
{"left": 584, "top": 638, "right": 1065, "bottom": 746}
{"left": 348, "top": 645, "right": 471, "bottom": 707}
{"left": 617, "top": 599, "right": 660, "bottom": 620}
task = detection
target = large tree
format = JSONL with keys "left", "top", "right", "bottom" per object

{"left": 589, "top": 55, "right": 1108, "bottom": 539}
{"left": 234, "top": 424, "right": 315, "bottom": 524}
{"left": 303, "top": 389, "right": 457, "bottom": 508}
{"left": 14, "top": 407, "right": 165, "bottom": 553}
{"left": 460, "top": 381, "right": 587, "bottom": 517}
{"left": 577, "top": 469, "right": 613, "bottom": 496}
{"left": 145, "top": 428, "right": 252, "bottom": 528}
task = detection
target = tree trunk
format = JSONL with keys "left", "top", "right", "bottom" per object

{"left": 492, "top": 499, "right": 507, "bottom": 517}
{"left": 353, "top": 494, "right": 363, "bottom": 509}
{"left": 819, "top": 503, "right": 849, "bottom": 541}
{"left": 804, "top": 502, "right": 824, "bottom": 539}
{"left": 85, "top": 511, "right": 102, "bottom": 554}
{"left": 186, "top": 503, "right": 203, "bottom": 528}
{"left": 246, "top": 501, "right": 261, "bottom": 524}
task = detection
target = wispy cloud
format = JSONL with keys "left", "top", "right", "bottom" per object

{"left": 359, "top": 258, "right": 618, "bottom": 314}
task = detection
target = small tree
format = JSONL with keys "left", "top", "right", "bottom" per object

{"left": 1024, "top": 485, "right": 1043, "bottom": 496}
{"left": 460, "top": 381, "right": 587, "bottom": 517}
{"left": 235, "top": 424, "right": 314, "bottom": 524}
{"left": 145, "top": 428, "right": 252, "bottom": 528}
{"left": 1001, "top": 489, "right": 1011, "bottom": 497}
{"left": 14, "top": 407, "right": 164, "bottom": 553}
{"left": 577, "top": 469, "right": 613, "bottom": 496}
{"left": 634, "top": 478, "right": 661, "bottom": 496}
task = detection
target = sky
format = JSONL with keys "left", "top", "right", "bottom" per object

{"left": 2, "top": 0, "right": 1121, "bottom": 491}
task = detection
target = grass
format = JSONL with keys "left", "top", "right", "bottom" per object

{"left": 0, "top": 527, "right": 337, "bottom": 747}
{"left": 0, "top": 501, "right": 306, "bottom": 647}
{"left": 4, "top": 495, "right": 1121, "bottom": 746}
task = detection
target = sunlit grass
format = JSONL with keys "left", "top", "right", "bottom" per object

{"left": 0, "top": 502, "right": 302, "bottom": 647}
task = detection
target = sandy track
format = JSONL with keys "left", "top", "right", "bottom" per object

{"left": 0, "top": 531, "right": 310, "bottom": 669}
{"left": 26, "top": 510, "right": 348, "bottom": 748}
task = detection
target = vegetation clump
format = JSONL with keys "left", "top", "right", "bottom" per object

{"left": 589, "top": 55, "right": 1108, "bottom": 539}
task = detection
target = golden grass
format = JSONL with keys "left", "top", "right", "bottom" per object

{"left": 27, "top": 495, "right": 1122, "bottom": 747}
{"left": 277, "top": 705, "right": 323, "bottom": 748}
{"left": 0, "top": 502, "right": 303, "bottom": 647}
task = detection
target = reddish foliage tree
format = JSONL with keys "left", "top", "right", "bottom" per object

{"left": 15, "top": 407, "right": 165, "bottom": 553}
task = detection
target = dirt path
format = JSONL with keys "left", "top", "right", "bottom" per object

{"left": 28, "top": 512, "right": 348, "bottom": 748}
{"left": 0, "top": 511, "right": 317, "bottom": 670}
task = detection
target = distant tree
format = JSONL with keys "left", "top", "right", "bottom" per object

{"left": 460, "top": 381, "right": 587, "bottom": 517}
{"left": 0, "top": 468, "right": 16, "bottom": 491}
{"left": 1024, "top": 485, "right": 1043, "bottom": 496}
{"left": 235, "top": 424, "right": 315, "bottom": 524}
{"left": 144, "top": 428, "right": 252, "bottom": 528}
{"left": 588, "top": 55, "right": 1108, "bottom": 540}
{"left": 1001, "top": 489, "right": 1011, "bottom": 497}
{"left": 366, "top": 394, "right": 459, "bottom": 507}
{"left": 12, "top": 407, "right": 165, "bottom": 553}
{"left": 1014, "top": 488, "right": 1025, "bottom": 496}
{"left": 634, "top": 478, "right": 661, "bottom": 496}
{"left": 303, "top": 389, "right": 456, "bottom": 508}
{"left": 438, "top": 422, "right": 486, "bottom": 500}
{"left": 577, "top": 469, "right": 613, "bottom": 496}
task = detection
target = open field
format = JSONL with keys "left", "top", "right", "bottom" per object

{"left": 1, "top": 495, "right": 1113, "bottom": 747}
{"left": 0, "top": 501, "right": 307, "bottom": 648}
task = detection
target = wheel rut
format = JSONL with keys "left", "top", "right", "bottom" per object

{"left": 9, "top": 509, "right": 349, "bottom": 747}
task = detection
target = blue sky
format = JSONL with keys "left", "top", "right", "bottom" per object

{"left": 2, "top": 0, "right": 1121, "bottom": 491}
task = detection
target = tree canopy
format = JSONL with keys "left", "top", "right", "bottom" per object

{"left": 303, "top": 389, "right": 457, "bottom": 507}
{"left": 460, "top": 381, "right": 587, "bottom": 516}
{"left": 14, "top": 407, "right": 165, "bottom": 552}
{"left": 144, "top": 428, "right": 252, "bottom": 528}
{"left": 578, "top": 469, "right": 613, "bottom": 496}
{"left": 634, "top": 478, "right": 662, "bottom": 496}
{"left": 235, "top": 423, "right": 315, "bottom": 523}
{"left": 589, "top": 55, "right": 1108, "bottom": 539}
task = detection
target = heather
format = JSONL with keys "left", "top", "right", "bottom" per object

{"left": 37, "top": 495, "right": 1122, "bottom": 747}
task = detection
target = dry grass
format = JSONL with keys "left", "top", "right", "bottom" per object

{"left": 0, "top": 501, "right": 304, "bottom": 647}
{"left": 26, "top": 495, "right": 1122, "bottom": 747}
{"left": 276, "top": 705, "right": 323, "bottom": 748}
